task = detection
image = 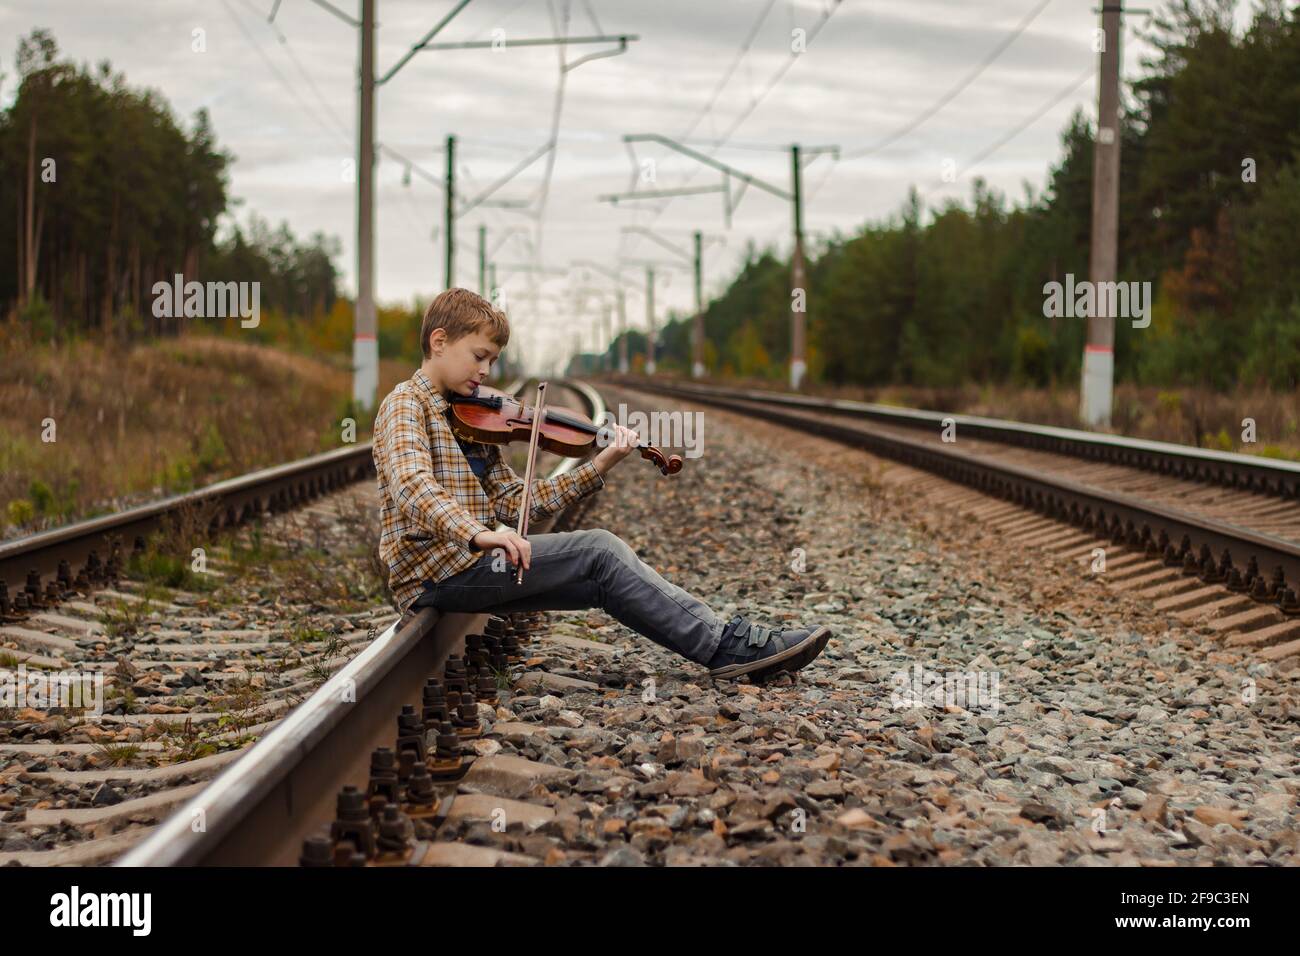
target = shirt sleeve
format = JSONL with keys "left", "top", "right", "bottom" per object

{"left": 377, "top": 391, "right": 492, "bottom": 550}
{"left": 482, "top": 444, "right": 605, "bottom": 528}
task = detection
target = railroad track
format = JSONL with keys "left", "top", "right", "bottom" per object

{"left": 616, "top": 376, "right": 1300, "bottom": 665}
{"left": 0, "top": 394, "right": 425, "bottom": 865}
{"left": 97, "top": 379, "right": 602, "bottom": 866}
{"left": 0, "top": 376, "right": 593, "bottom": 865}
{"left": 11, "top": 374, "right": 1293, "bottom": 867}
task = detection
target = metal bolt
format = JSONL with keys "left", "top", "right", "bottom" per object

{"left": 299, "top": 834, "right": 334, "bottom": 867}
{"left": 367, "top": 747, "right": 401, "bottom": 807}
{"left": 330, "top": 784, "right": 376, "bottom": 859}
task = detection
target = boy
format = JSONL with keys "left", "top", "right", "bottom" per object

{"left": 371, "top": 288, "right": 832, "bottom": 682}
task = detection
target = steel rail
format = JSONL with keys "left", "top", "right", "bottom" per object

{"left": 117, "top": 379, "right": 603, "bottom": 866}
{"left": 622, "top": 377, "right": 1300, "bottom": 499}
{"left": 0, "top": 378, "right": 540, "bottom": 606}
{"left": 625, "top": 378, "right": 1300, "bottom": 606}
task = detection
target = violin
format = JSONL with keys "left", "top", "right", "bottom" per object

{"left": 448, "top": 383, "right": 684, "bottom": 476}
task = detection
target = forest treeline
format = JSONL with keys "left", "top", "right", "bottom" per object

{"left": 648, "top": 0, "right": 1300, "bottom": 391}
{"left": 0, "top": 29, "right": 342, "bottom": 347}
{"left": 6, "top": 2, "right": 1300, "bottom": 393}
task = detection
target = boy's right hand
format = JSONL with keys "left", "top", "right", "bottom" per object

{"left": 472, "top": 529, "right": 531, "bottom": 571}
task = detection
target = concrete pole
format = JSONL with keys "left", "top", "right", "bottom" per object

{"left": 477, "top": 225, "right": 486, "bottom": 295}
{"left": 789, "top": 144, "right": 808, "bottom": 391}
{"left": 692, "top": 229, "right": 705, "bottom": 378}
{"left": 444, "top": 134, "right": 455, "bottom": 289}
{"left": 645, "top": 266, "right": 656, "bottom": 375}
{"left": 1081, "top": 4, "right": 1123, "bottom": 427}
{"left": 602, "top": 303, "right": 612, "bottom": 371}
{"left": 352, "top": 0, "right": 378, "bottom": 411}
{"left": 617, "top": 289, "right": 628, "bottom": 374}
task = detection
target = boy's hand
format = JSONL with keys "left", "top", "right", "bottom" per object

{"left": 594, "top": 423, "right": 640, "bottom": 476}
{"left": 472, "top": 529, "right": 531, "bottom": 570}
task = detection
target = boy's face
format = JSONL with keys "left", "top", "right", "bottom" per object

{"left": 429, "top": 329, "right": 501, "bottom": 396}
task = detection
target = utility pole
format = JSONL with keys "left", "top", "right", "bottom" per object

{"left": 353, "top": 0, "right": 377, "bottom": 411}
{"left": 570, "top": 259, "right": 633, "bottom": 374}
{"left": 645, "top": 266, "right": 656, "bottom": 375}
{"left": 444, "top": 134, "right": 456, "bottom": 290}
{"left": 602, "top": 303, "right": 613, "bottom": 372}
{"left": 619, "top": 226, "right": 719, "bottom": 379}
{"left": 478, "top": 225, "right": 486, "bottom": 296}
{"left": 617, "top": 289, "right": 628, "bottom": 374}
{"left": 790, "top": 144, "right": 808, "bottom": 391}
{"left": 692, "top": 230, "right": 704, "bottom": 378}
{"left": 293, "top": 0, "right": 635, "bottom": 408}
{"left": 615, "top": 135, "right": 836, "bottom": 391}
{"left": 1081, "top": 3, "right": 1123, "bottom": 427}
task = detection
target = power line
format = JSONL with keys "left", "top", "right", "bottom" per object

{"left": 218, "top": 0, "right": 350, "bottom": 149}
{"left": 920, "top": 62, "right": 1094, "bottom": 197}
{"left": 238, "top": 0, "right": 352, "bottom": 142}
{"left": 614, "top": 0, "right": 779, "bottom": 238}
{"left": 805, "top": 0, "right": 1057, "bottom": 211}
{"left": 623, "top": 0, "right": 843, "bottom": 247}
{"left": 842, "top": 0, "right": 1055, "bottom": 159}
{"left": 678, "top": 0, "right": 779, "bottom": 142}
{"left": 525, "top": 0, "right": 578, "bottom": 325}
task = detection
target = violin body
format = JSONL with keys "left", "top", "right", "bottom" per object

{"left": 450, "top": 386, "right": 592, "bottom": 457}
{"left": 449, "top": 384, "right": 683, "bottom": 476}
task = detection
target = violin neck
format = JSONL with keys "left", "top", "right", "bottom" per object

{"left": 543, "top": 409, "right": 656, "bottom": 452}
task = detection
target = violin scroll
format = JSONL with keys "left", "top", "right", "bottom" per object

{"left": 639, "top": 445, "right": 684, "bottom": 476}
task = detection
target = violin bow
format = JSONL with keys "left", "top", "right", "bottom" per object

{"left": 513, "top": 381, "right": 547, "bottom": 584}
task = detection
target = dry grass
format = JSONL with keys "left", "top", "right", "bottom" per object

{"left": 0, "top": 332, "right": 414, "bottom": 536}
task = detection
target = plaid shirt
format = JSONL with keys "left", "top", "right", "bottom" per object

{"left": 372, "top": 367, "right": 605, "bottom": 613}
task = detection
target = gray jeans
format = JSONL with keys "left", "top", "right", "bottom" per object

{"left": 411, "top": 528, "right": 725, "bottom": 666}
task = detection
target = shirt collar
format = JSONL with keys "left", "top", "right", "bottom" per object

{"left": 413, "top": 367, "right": 449, "bottom": 413}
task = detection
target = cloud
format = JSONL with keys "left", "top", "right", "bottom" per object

{"left": 0, "top": 0, "right": 1153, "bottom": 370}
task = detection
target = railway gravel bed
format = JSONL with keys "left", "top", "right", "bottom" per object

{"left": 429, "top": 384, "right": 1299, "bottom": 866}
{"left": 0, "top": 483, "right": 394, "bottom": 865}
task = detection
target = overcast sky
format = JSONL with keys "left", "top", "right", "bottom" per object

{"left": 4, "top": 0, "right": 1234, "bottom": 370}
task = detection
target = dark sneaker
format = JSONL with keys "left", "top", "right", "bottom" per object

{"left": 706, "top": 614, "right": 832, "bottom": 682}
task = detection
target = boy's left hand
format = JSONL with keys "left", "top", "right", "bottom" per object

{"left": 593, "top": 423, "right": 639, "bottom": 475}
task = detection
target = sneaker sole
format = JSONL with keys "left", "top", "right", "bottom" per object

{"left": 707, "top": 625, "right": 832, "bottom": 682}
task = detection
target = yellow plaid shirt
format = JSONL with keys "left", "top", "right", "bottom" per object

{"left": 372, "top": 367, "right": 605, "bottom": 613}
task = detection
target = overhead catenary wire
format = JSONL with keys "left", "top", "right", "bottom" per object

{"left": 805, "top": 0, "right": 1058, "bottom": 211}
{"left": 841, "top": 0, "right": 1056, "bottom": 160}
{"left": 920, "top": 62, "right": 1095, "bottom": 198}
{"left": 218, "top": 0, "right": 351, "bottom": 150}
{"left": 621, "top": 0, "right": 843, "bottom": 264}
{"left": 237, "top": 0, "right": 353, "bottom": 142}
